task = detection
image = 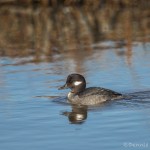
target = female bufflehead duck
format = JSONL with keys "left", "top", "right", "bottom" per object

{"left": 59, "top": 74, "right": 123, "bottom": 105}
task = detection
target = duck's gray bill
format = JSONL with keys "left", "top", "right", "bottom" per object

{"left": 58, "top": 84, "right": 68, "bottom": 90}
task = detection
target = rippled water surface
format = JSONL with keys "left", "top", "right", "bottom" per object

{"left": 0, "top": 42, "right": 150, "bottom": 150}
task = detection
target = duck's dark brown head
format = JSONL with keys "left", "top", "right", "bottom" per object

{"left": 58, "top": 74, "right": 86, "bottom": 94}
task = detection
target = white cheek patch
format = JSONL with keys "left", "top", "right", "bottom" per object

{"left": 74, "top": 81, "right": 82, "bottom": 86}
{"left": 76, "top": 114, "right": 84, "bottom": 120}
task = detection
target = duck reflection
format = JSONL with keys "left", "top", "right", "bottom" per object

{"left": 62, "top": 105, "right": 88, "bottom": 124}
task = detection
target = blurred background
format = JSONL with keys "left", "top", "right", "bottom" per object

{"left": 0, "top": 0, "right": 149, "bottom": 59}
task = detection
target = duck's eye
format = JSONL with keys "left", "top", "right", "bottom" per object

{"left": 74, "top": 81, "right": 82, "bottom": 86}
{"left": 66, "top": 77, "right": 73, "bottom": 84}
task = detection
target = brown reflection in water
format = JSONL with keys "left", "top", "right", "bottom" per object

{"left": 0, "top": 2, "right": 149, "bottom": 64}
{"left": 123, "top": 9, "right": 132, "bottom": 66}
{"left": 62, "top": 105, "right": 88, "bottom": 124}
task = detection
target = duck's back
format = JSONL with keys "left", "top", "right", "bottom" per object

{"left": 71, "top": 87, "right": 123, "bottom": 105}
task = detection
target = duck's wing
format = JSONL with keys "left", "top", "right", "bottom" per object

{"left": 79, "top": 87, "right": 122, "bottom": 99}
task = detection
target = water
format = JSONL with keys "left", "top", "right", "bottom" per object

{"left": 0, "top": 42, "right": 150, "bottom": 150}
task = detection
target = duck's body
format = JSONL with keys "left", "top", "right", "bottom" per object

{"left": 59, "top": 74, "right": 123, "bottom": 106}
{"left": 67, "top": 87, "right": 122, "bottom": 105}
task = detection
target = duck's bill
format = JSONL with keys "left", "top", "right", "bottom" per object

{"left": 58, "top": 84, "right": 68, "bottom": 90}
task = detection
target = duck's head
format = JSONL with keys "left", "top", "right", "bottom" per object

{"left": 58, "top": 74, "right": 86, "bottom": 93}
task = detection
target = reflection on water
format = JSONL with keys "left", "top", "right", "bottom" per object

{"left": 62, "top": 105, "right": 88, "bottom": 124}
{"left": 0, "top": 2, "right": 150, "bottom": 59}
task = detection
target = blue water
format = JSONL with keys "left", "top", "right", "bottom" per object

{"left": 0, "top": 42, "right": 150, "bottom": 150}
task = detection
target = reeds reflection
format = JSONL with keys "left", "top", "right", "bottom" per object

{"left": 0, "top": 1, "right": 149, "bottom": 59}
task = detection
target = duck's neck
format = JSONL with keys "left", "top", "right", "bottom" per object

{"left": 67, "top": 92, "right": 76, "bottom": 100}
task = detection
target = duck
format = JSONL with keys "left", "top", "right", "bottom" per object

{"left": 58, "top": 73, "right": 123, "bottom": 105}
